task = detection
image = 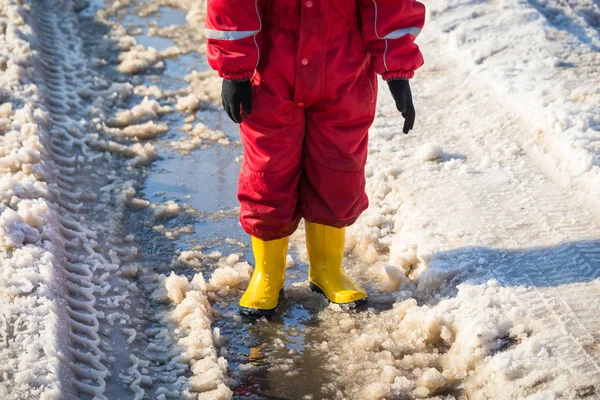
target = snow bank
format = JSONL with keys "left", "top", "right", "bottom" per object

{"left": 0, "top": 1, "right": 73, "bottom": 397}
{"left": 0, "top": 0, "right": 134, "bottom": 396}
{"left": 427, "top": 0, "right": 600, "bottom": 195}
{"left": 338, "top": 5, "right": 600, "bottom": 394}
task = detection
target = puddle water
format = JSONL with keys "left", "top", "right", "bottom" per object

{"left": 122, "top": 7, "right": 188, "bottom": 52}
{"left": 153, "top": 6, "right": 187, "bottom": 26}
{"left": 121, "top": 6, "right": 187, "bottom": 28}
{"left": 146, "top": 145, "right": 241, "bottom": 211}
{"left": 79, "top": 0, "right": 105, "bottom": 17}
{"left": 136, "top": 34, "right": 175, "bottom": 51}
{"left": 121, "top": 6, "right": 207, "bottom": 81}
{"left": 164, "top": 52, "right": 203, "bottom": 77}
{"left": 220, "top": 296, "right": 332, "bottom": 399}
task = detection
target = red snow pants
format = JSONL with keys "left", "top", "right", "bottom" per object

{"left": 238, "top": 19, "right": 377, "bottom": 240}
{"left": 206, "top": 0, "right": 426, "bottom": 241}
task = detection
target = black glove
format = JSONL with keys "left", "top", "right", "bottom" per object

{"left": 387, "top": 79, "right": 415, "bottom": 134}
{"left": 221, "top": 79, "right": 252, "bottom": 124}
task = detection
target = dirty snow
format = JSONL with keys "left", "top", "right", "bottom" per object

{"left": 0, "top": 0, "right": 598, "bottom": 398}
{"left": 153, "top": 272, "right": 232, "bottom": 399}
{"left": 117, "top": 44, "right": 180, "bottom": 74}
{"left": 107, "top": 97, "right": 172, "bottom": 127}
{"left": 0, "top": 1, "right": 72, "bottom": 397}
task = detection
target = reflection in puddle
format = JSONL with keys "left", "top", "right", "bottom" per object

{"left": 213, "top": 253, "right": 336, "bottom": 399}
{"left": 220, "top": 299, "right": 332, "bottom": 399}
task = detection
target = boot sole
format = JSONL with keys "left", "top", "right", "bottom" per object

{"left": 238, "top": 289, "right": 284, "bottom": 318}
{"left": 309, "top": 282, "right": 368, "bottom": 308}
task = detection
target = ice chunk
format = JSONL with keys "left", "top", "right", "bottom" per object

{"left": 416, "top": 143, "right": 444, "bottom": 162}
{"left": 176, "top": 93, "right": 200, "bottom": 113}
{"left": 153, "top": 201, "right": 181, "bottom": 220}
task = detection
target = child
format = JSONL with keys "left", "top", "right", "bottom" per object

{"left": 206, "top": 0, "right": 425, "bottom": 316}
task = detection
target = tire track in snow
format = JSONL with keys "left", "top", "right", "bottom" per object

{"left": 31, "top": 0, "right": 113, "bottom": 397}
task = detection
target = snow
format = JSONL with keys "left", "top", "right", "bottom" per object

{"left": 129, "top": 143, "right": 159, "bottom": 166}
{"left": 427, "top": 0, "right": 600, "bottom": 196}
{"left": 152, "top": 200, "right": 181, "bottom": 219}
{"left": 176, "top": 93, "right": 200, "bottom": 113}
{"left": 416, "top": 367, "right": 446, "bottom": 392}
{"left": 107, "top": 97, "right": 172, "bottom": 127}
{"left": 208, "top": 260, "right": 253, "bottom": 295}
{"left": 0, "top": 0, "right": 237, "bottom": 397}
{"left": 0, "top": 0, "right": 598, "bottom": 397}
{"left": 170, "top": 117, "right": 231, "bottom": 154}
{"left": 184, "top": 70, "right": 222, "bottom": 108}
{"left": 118, "top": 120, "right": 170, "bottom": 139}
{"left": 134, "top": 84, "right": 164, "bottom": 99}
{"left": 0, "top": 0, "right": 74, "bottom": 396}
{"left": 313, "top": 282, "right": 547, "bottom": 398}
{"left": 325, "top": 0, "right": 600, "bottom": 396}
{"left": 117, "top": 44, "right": 180, "bottom": 74}
{"left": 416, "top": 143, "right": 445, "bottom": 162}
{"left": 87, "top": 134, "right": 158, "bottom": 166}
{"left": 158, "top": 272, "right": 232, "bottom": 399}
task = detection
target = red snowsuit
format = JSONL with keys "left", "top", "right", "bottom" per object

{"left": 206, "top": 0, "right": 425, "bottom": 241}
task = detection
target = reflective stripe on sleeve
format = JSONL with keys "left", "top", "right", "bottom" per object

{"left": 205, "top": 29, "right": 260, "bottom": 41}
{"left": 383, "top": 27, "right": 421, "bottom": 40}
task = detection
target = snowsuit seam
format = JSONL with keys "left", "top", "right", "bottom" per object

{"left": 371, "top": 0, "right": 389, "bottom": 72}
{"left": 365, "top": 67, "right": 376, "bottom": 104}
{"left": 253, "top": 0, "right": 262, "bottom": 69}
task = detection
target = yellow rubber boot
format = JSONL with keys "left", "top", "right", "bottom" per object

{"left": 239, "top": 236, "right": 289, "bottom": 316}
{"left": 306, "top": 222, "right": 367, "bottom": 305}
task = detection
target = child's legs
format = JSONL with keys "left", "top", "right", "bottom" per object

{"left": 238, "top": 72, "right": 305, "bottom": 241}
{"left": 300, "top": 65, "right": 378, "bottom": 228}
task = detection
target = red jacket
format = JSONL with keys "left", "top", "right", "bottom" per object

{"left": 206, "top": 0, "right": 425, "bottom": 82}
